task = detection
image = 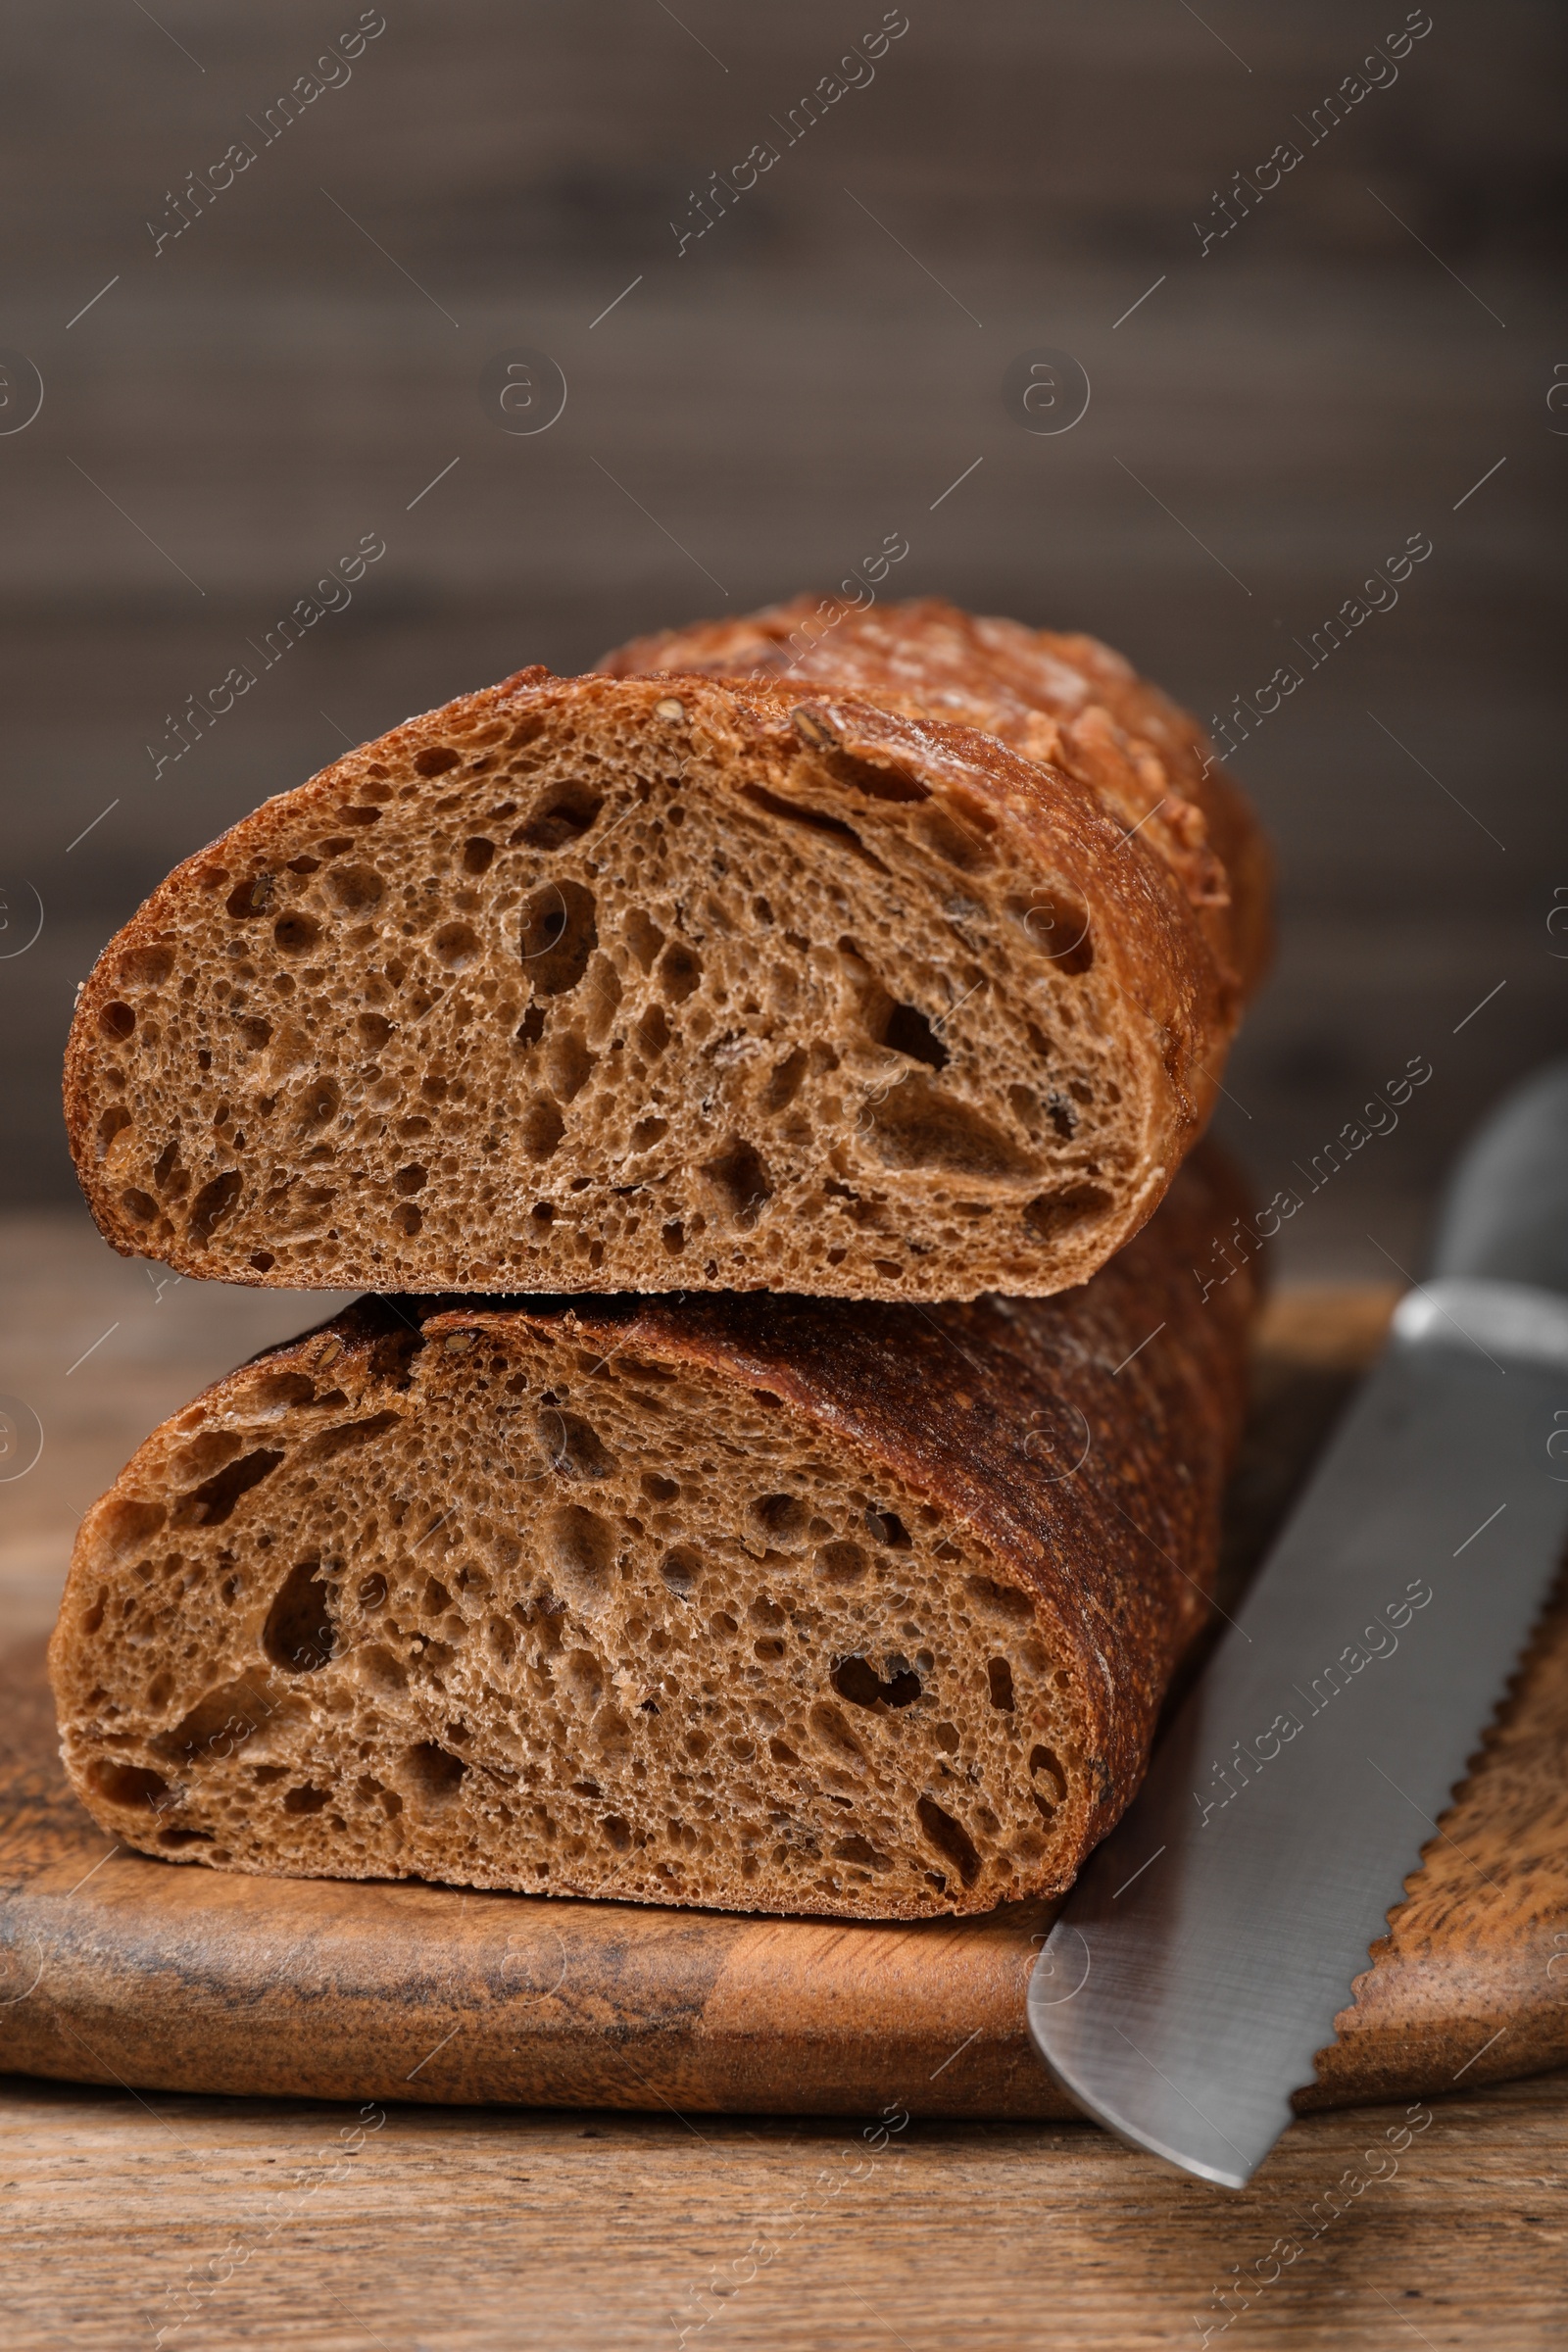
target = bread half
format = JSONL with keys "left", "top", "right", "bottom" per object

{"left": 601, "top": 593, "right": 1272, "bottom": 1002}
{"left": 49, "top": 1152, "right": 1256, "bottom": 1921}
{"left": 66, "top": 664, "right": 1243, "bottom": 1300}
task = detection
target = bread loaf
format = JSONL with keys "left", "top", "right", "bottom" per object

{"left": 48, "top": 1152, "right": 1257, "bottom": 1921}
{"left": 600, "top": 593, "right": 1272, "bottom": 1002}
{"left": 65, "top": 654, "right": 1256, "bottom": 1301}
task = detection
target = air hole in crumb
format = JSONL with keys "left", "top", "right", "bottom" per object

{"left": 883, "top": 1003, "right": 949, "bottom": 1070}
{"left": 283, "top": 1784, "right": 330, "bottom": 1815}
{"left": 545, "top": 1502, "right": 616, "bottom": 1613}
{"left": 272, "top": 912, "right": 319, "bottom": 955}
{"left": 1010, "top": 889, "right": 1094, "bottom": 974}
{"left": 1029, "top": 1744, "right": 1067, "bottom": 1812}
{"left": 815, "top": 1540, "right": 868, "bottom": 1586}
{"left": 434, "top": 920, "right": 480, "bottom": 968}
{"left": 402, "top": 1740, "right": 467, "bottom": 1803}
{"left": 659, "top": 1544, "right": 700, "bottom": 1598}
{"left": 760, "top": 1047, "right": 808, "bottom": 1112}
{"left": 463, "top": 837, "right": 496, "bottom": 874}
{"left": 808, "top": 1702, "right": 865, "bottom": 1762}
{"left": 96, "top": 1105, "right": 133, "bottom": 1160}
{"left": 547, "top": 1026, "right": 593, "bottom": 1102}
{"left": 964, "top": 1574, "right": 1034, "bottom": 1625}
{"left": 623, "top": 908, "right": 664, "bottom": 972}
{"left": 602, "top": 1813, "right": 632, "bottom": 1851}
{"left": 122, "top": 944, "right": 174, "bottom": 987}
{"left": 818, "top": 749, "right": 929, "bottom": 805}
{"left": 520, "top": 880, "right": 597, "bottom": 995}
{"left": 98, "top": 1001, "right": 135, "bottom": 1042}
{"left": 661, "top": 1219, "right": 685, "bottom": 1255}
{"left": 833, "top": 1834, "right": 893, "bottom": 1870}
{"left": 541, "top": 1408, "right": 613, "bottom": 1480}
{"left": 657, "top": 940, "right": 703, "bottom": 1004}
{"left": 750, "top": 1493, "right": 808, "bottom": 1544}
{"left": 636, "top": 1002, "right": 671, "bottom": 1059}
{"left": 327, "top": 864, "right": 384, "bottom": 912}
{"left": 95, "top": 1501, "right": 164, "bottom": 1572}
{"left": 293, "top": 1077, "right": 340, "bottom": 1130}
{"left": 916, "top": 1795, "right": 981, "bottom": 1886}
{"left": 171, "top": 1429, "right": 242, "bottom": 1485}
{"left": 359, "top": 1571, "right": 388, "bottom": 1611}
{"left": 521, "top": 1095, "right": 565, "bottom": 1160}
{"left": 987, "top": 1657, "right": 1016, "bottom": 1711}
{"left": 1022, "top": 1184, "right": 1110, "bottom": 1243}
{"left": 225, "top": 875, "right": 273, "bottom": 918}
{"left": 121, "top": 1188, "right": 158, "bottom": 1225}
{"left": 391, "top": 1204, "right": 422, "bottom": 1236}
{"left": 394, "top": 1163, "right": 427, "bottom": 1196}
{"left": 514, "top": 783, "right": 603, "bottom": 850}
{"left": 240, "top": 1377, "right": 317, "bottom": 1424}
{"left": 89, "top": 1759, "right": 170, "bottom": 1809}
{"left": 741, "top": 782, "right": 888, "bottom": 872}
{"left": 262, "top": 1559, "right": 337, "bottom": 1673}
{"left": 865, "top": 1078, "right": 1037, "bottom": 1182}
{"left": 832, "top": 1654, "right": 922, "bottom": 1710}
{"left": 172, "top": 1446, "right": 282, "bottom": 1528}
{"left": 702, "top": 1137, "right": 771, "bottom": 1228}
{"left": 414, "top": 745, "right": 462, "bottom": 776}
{"left": 916, "top": 806, "right": 994, "bottom": 873}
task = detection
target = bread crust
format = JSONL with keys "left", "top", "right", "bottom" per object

{"left": 48, "top": 1151, "right": 1258, "bottom": 1921}
{"left": 599, "top": 594, "right": 1272, "bottom": 1002}
{"left": 65, "top": 665, "right": 1237, "bottom": 1300}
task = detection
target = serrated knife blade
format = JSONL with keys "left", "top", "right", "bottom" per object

{"left": 1029, "top": 1059, "right": 1568, "bottom": 2186}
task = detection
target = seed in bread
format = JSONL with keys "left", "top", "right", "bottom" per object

{"left": 48, "top": 1152, "right": 1257, "bottom": 1921}
{"left": 66, "top": 665, "right": 1248, "bottom": 1300}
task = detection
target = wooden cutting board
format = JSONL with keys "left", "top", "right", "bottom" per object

{"left": 3, "top": 1288, "right": 1566, "bottom": 2122}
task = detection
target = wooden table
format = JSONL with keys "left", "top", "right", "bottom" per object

{"left": 2, "top": 1220, "right": 1565, "bottom": 2348}
{"left": 2, "top": 2070, "right": 1563, "bottom": 2348}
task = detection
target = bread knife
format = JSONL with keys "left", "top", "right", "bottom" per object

{"left": 1029, "top": 1057, "right": 1568, "bottom": 2185}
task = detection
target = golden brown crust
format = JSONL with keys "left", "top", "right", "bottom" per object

{"left": 49, "top": 1149, "right": 1258, "bottom": 1920}
{"left": 64, "top": 666, "right": 1233, "bottom": 1300}
{"left": 598, "top": 594, "right": 1272, "bottom": 1003}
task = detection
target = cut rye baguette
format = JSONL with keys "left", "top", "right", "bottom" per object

{"left": 601, "top": 593, "right": 1272, "bottom": 1003}
{"left": 48, "top": 1150, "right": 1257, "bottom": 1922}
{"left": 66, "top": 660, "right": 1254, "bottom": 1301}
